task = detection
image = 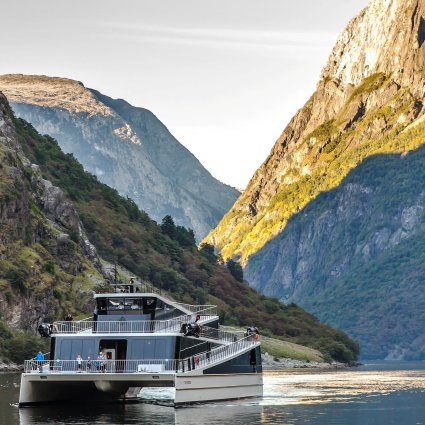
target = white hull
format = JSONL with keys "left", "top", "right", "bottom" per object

{"left": 175, "top": 373, "right": 263, "bottom": 404}
{"left": 19, "top": 371, "right": 262, "bottom": 406}
{"left": 19, "top": 372, "right": 175, "bottom": 406}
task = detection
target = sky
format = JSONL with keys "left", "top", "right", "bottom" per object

{"left": 1, "top": 0, "right": 369, "bottom": 189}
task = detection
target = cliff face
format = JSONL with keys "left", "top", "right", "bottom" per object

{"left": 0, "top": 92, "right": 104, "bottom": 333}
{"left": 247, "top": 145, "right": 425, "bottom": 359}
{"left": 0, "top": 75, "right": 239, "bottom": 240}
{"left": 206, "top": 0, "right": 425, "bottom": 261}
{"left": 204, "top": 0, "right": 425, "bottom": 358}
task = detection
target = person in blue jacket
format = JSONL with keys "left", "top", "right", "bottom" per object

{"left": 35, "top": 351, "right": 44, "bottom": 372}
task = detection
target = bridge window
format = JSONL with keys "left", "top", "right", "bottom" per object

{"left": 97, "top": 298, "right": 150, "bottom": 314}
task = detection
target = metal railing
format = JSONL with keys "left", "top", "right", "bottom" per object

{"left": 24, "top": 359, "right": 176, "bottom": 374}
{"left": 199, "top": 326, "right": 243, "bottom": 344}
{"left": 177, "top": 335, "right": 259, "bottom": 373}
{"left": 219, "top": 325, "right": 248, "bottom": 338}
{"left": 52, "top": 306, "right": 218, "bottom": 335}
{"left": 97, "top": 280, "right": 177, "bottom": 301}
{"left": 24, "top": 335, "right": 259, "bottom": 374}
{"left": 173, "top": 303, "right": 217, "bottom": 316}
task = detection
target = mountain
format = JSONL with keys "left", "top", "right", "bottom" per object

{"left": 0, "top": 92, "right": 106, "bottom": 362}
{"left": 0, "top": 74, "right": 239, "bottom": 240}
{"left": 0, "top": 92, "right": 359, "bottom": 364}
{"left": 248, "top": 146, "right": 425, "bottom": 359}
{"left": 205, "top": 0, "right": 425, "bottom": 358}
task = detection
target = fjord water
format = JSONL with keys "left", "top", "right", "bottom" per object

{"left": 1, "top": 362, "right": 424, "bottom": 425}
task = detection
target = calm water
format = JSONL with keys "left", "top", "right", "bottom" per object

{"left": 1, "top": 362, "right": 424, "bottom": 425}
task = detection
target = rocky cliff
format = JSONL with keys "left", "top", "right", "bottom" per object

{"left": 0, "top": 92, "right": 104, "bottom": 336}
{"left": 247, "top": 145, "right": 425, "bottom": 359}
{"left": 205, "top": 0, "right": 425, "bottom": 358}
{"left": 207, "top": 0, "right": 425, "bottom": 261}
{"left": 0, "top": 75, "right": 239, "bottom": 240}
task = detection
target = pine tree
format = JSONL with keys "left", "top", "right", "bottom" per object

{"left": 161, "top": 215, "right": 176, "bottom": 238}
{"left": 226, "top": 259, "right": 244, "bottom": 282}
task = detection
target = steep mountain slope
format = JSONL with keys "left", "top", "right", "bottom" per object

{"left": 247, "top": 144, "right": 425, "bottom": 359}
{"left": 0, "top": 74, "right": 239, "bottom": 240}
{"left": 206, "top": 0, "right": 425, "bottom": 262}
{"left": 0, "top": 92, "right": 106, "bottom": 362}
{"left": 0, "top": 93, "right": 359, "bottom": 364}
{"left": 204, "top": 0, "right": 425, "bottom": 358}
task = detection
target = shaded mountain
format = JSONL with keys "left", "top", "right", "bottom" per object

{"left": 0, "top": 74, "right": 239, "bottom": 240}
{"left": 0, "top": 92, "right": 359, "bottom": 364}
{"left": 247, "top": 143, "right": 425, "bottom": 359}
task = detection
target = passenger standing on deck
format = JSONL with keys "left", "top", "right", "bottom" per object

{"left": 64, "top": 313, "right": 73, "bottom": 332}
{"left": 76, "top": 354, "right": 83, "bottom": 372}
{"left": 86, "top": 356, "right": 92, "bottom": 372}
{"left": 35, "top": 351, "right": 44, "bottom": 372}
{"left": 101, "top": 351, "right": 107, "bottom": 372}
{"left": 96, "top": 352, "right": 102, "bottom": 372}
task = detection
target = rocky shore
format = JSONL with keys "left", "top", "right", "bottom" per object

{"left": 0, "top": 360, "right": 22, "bottom": 372}
{"left": 261, "top": 352, "right": 349, "bottom": 370}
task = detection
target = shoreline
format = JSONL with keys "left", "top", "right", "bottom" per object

{"left": 0, "top": 360, "right": 22, "bottom": 373}
{"left": 261, "top": 353, "right": 354, "bottom": 370}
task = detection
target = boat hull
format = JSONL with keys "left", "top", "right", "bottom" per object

{"left": 174, "top": 373, "right": 263, "bottom": 404}
{"left": 19, "top": 372, "right": 262, "bottom": 406}
{"left": 18, "top": 372, "right": 174, "bottom": 406}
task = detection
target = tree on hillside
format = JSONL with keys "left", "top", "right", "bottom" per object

{"left": 175, "top": 226, "right": 196, "bottom": 247}
{"left": 199, "top": 243, "right": 217, "bottom": 263}
{"left": 226, "top": 259, "right": 244, "bottom": 282}
{"left": 161, "top": 215, "right": 176, "bottom": 238}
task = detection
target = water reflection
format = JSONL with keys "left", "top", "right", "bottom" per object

{"left": 19, "top": 403, "right": 176, "bottom": 425}
{"left": 3, "top": 362, "right": 425, "bottom": 425}
{"left": 17, "top": 401, "right": 264, "bottom": 425}
{"left": 262, "top": 367, "right": 425, "bottom": 406}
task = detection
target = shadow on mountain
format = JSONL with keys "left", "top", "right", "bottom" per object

{"left": 245, "top": 145, "right": 425, "bottom": 359}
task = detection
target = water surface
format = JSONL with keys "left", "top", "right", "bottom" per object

{"left": 1, "top": 361, "right": 424, "bottom": 424}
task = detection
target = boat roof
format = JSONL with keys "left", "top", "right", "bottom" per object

{"left": 93, "top": 292, "right": 160, "bottom": 299}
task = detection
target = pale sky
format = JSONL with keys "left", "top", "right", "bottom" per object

{"left": 1, "top": 0, "right": 368, "bottom": 189}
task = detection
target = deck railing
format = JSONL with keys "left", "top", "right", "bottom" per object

{"left": 52, "top": 305, "right": 217, "bottom": 334}
{"left": 24, "top": 358, "right": 177, "bottom": 374}
{"left": 24, "top": 335, "right": 259, "bottom": 374}
{"left": 50, "top": 321, "right": 239, "bottom": 347}
{"left": 178, "top": 335, "right": 259, "bottom": 373}
{"left": 173, "top": 303, "right": 217, "bottom": 315}
{"left": 219, "top": 325, "right": 249, "bottom": 338}
{"left": 199, "top": 326, "right": 243, "bottom": 344}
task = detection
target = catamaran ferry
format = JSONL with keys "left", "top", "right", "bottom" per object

{"left": 19, "top": 282, "right": 263, "bottom": 406}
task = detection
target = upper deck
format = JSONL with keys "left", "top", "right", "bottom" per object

{"left": 51, "top": 284, "right": 218, "bottom": 336}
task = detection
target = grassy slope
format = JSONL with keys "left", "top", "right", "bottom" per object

{"left": 11, "top": 116, "right": 359, "bottom": 363}
{"left": 261, "top": 337, "right": 323, "bottom": 362}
